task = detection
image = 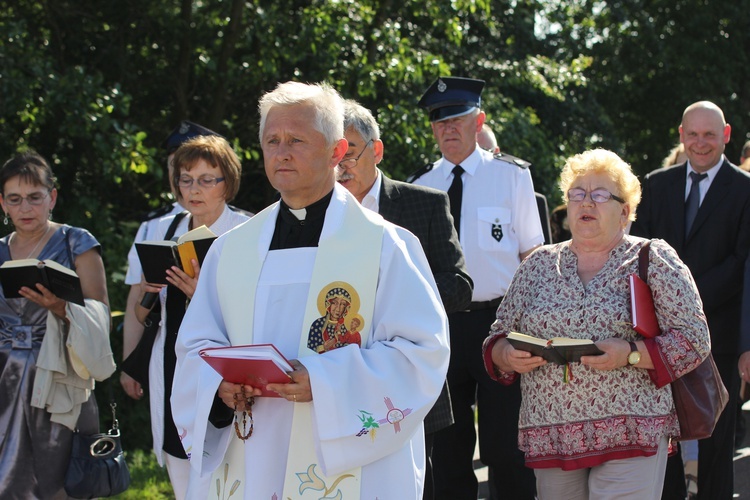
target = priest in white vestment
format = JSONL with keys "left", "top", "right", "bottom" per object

{"left": 171, "top": 81, "right": 449, "bottom": 500}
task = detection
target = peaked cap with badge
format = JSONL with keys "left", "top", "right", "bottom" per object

{"left": 162, "top": 120, "right": 224, "bottom": 154}
{"left": 418, "top": 77, "right": 485, "bottom": 123}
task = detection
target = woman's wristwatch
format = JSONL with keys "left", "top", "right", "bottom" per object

{"left": 627, "top": 341, "right": 642, "bottom": 366}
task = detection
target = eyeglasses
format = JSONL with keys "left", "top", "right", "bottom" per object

{"left": 567, "top": 188, "right": 625, "bottom": 204}
{"left": 3, "top": 191, "right": 50, "bottom": 206}
{"left": 339, "top": 139, "right": 373, "bottom": 169}
{"left": 176, "top": 175, "right": 225, "bottom": 189}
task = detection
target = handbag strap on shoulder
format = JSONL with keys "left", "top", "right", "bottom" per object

{"left": 638, "top": 240, "right": 651, "bottom": 283}
{"left": 164, "top": 211, "right": 189, "bottom": 241}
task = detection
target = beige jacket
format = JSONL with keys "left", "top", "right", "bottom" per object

{"left": 31, "top": 299, "right": 115, "bottom": 429}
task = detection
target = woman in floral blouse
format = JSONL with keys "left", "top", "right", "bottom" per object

{"left": 483, "top": 149, "right": 710, "bottom": 499}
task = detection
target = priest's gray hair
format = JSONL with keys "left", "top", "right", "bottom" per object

{"left": 258, "top": 81, "right": 344, "bottom": 148}
{"left": 343, "top": 99, "right": 381, "bottom": 144}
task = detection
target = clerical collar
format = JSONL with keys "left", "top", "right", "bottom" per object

{"left": 279, "top": 191, "right": 332, "bottom": 224}
{"left": 289, "top": 207, "right": 306, "bottom": 220}
{"left": 271, "top": 190, "right": 334, "bottom": 250}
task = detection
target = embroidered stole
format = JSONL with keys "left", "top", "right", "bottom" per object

{"left": 212, "top": 196, "right": 383, "bottom": 499}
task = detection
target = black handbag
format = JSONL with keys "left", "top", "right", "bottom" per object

{"left": 64, "top": 401, "right": 131, "bottom": 498}
{"left": 120, "top": 307, "right": 160, "bottom": 386}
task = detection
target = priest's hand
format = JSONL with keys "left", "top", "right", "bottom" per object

{"left": 268, "top": 359, "right": 312, "bottom": 403}
{"left": 166, "top": 259, "right": 200, "bottom": 299}
{"left": 217, "top": 380, "right": 261, "bottom": 411}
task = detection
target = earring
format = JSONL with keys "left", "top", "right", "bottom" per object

{"left": 48, "top": 211, "right": 53, "bottom": 221}
{"left": 3, "top": 213, "right": 7, "bottom": 226}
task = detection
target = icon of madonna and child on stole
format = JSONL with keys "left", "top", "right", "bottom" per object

{"left": 307, "top": 281, "right": 364, "bottom": 354}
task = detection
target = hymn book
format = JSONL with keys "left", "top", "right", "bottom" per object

{"left": 135, "top": 225, "right": 216, "bottom": 284}
{"left": 0, "top": 259, "right": 84, "bottom": 306}
{"left": 200, "top": 344, "right": 293, "bottom": 398}
{"left": 506, "top": 331, "right": 604, "bottom": 365}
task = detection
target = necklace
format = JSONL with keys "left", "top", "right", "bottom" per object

{"left": 10, "top": 225, "right": 52, "bottom": 260}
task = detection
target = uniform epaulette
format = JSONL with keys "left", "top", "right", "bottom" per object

{"left": 406, "top": 163, "right": 435, "bottom": 183}
{"left": 140, "top": 203, "right": 173, "bottom": 223}
{"left": 493, "top": 152, "right": 531, "bottom": 169}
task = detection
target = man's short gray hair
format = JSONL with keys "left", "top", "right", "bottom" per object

{"left": 258, "top": 81, "right": 344, "bottom": 147}
{"left": 343, "top": 99, "right": 381, "bottom": 143}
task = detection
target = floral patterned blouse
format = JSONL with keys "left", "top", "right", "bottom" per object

{"left": 482, "top": 236, "right": 710, "bottom": 470}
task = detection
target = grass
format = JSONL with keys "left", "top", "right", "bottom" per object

{"left": 113, "top": 449, "right": 174, "bottom": 499}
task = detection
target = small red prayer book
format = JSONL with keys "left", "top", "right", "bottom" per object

{"left": 200, "top": 344, "right": 293, "bottom": 398}
{"left": 629, "top": 273, "right": 660, "bottom": 338}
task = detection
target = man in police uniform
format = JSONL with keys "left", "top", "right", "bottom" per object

{"left": 410, "top": 77, "right": 544, "bottom": 500}
{"left": 477, "top": 123, "right": 552, "bottom": 245}
{"left": 120, "top": 120, "right": 224, "bottom": 400}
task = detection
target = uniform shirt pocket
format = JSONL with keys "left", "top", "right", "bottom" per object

{"left": 477, "top": 207, "right": 513, "bottom": 251}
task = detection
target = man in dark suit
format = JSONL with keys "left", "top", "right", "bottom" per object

{"left": 336, "top": 99, "right": 473, "bottom": 499}
{"left": 631, "top": 101, "right": 750, "bottom": 500}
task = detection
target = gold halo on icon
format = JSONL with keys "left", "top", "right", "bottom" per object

{"left": 316, "top": 281, "right": 360, "bottom": 316}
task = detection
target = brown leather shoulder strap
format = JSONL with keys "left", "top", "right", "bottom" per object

{"left": 638, "top": 241, "right": 651, "bottom": 282}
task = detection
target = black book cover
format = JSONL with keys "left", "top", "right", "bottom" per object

{"left": 507, "top": 332, "right": 604, "bottom": 365}
{"left": 0, "top": 259, "right": 85, "bottom": 306}
{"left": 136, "top": 230, "right": 217, "bottom": 284}
{"left": 135, "top": 242, "right": 179, "bottom": 285}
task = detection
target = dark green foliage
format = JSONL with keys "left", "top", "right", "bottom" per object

{"left": 2, "top": 0, "right": 749, "bottom": 450}
{"left": 111, "top": 449, "right": 173, "bottom": 499}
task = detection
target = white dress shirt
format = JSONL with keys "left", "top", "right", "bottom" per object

{"left": 360, "top": 169, "right": 383, "bottom": 213}
{"left": 684, "top": 155, "right": 725, "bottom": 205}
{"left": 414, "top": 147, "right": 544, "bottom": 301}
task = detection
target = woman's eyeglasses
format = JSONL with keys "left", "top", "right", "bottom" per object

{"left": 3, "top": 191, "right": 50, "bottom": 206}
{"left": 567, "top": 188, "right": 625, "bottom": 204}
{"left": 338, "top": 139, "right": 373, "bottom": 169}
{"left": 176, "top": 175, "right": 225, "bottom": 189}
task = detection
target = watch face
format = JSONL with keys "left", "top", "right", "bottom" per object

{"left": 628, "top": 351, "right": 641, "bottom": 365}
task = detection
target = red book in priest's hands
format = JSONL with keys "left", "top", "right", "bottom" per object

{"left": 629, "top": 273, "right": 660, "bottom": 338}
{"left": 199, "top": 344, "right": 293, "bottom": 398}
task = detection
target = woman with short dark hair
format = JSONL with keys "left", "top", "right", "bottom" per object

{"left": 0, "top": 150, "right": 110, "bottom": 498}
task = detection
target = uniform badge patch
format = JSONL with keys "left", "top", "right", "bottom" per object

{"left": 492, "top": 222, "right": 503, "bottom": 242}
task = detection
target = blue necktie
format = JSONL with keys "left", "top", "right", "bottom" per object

{"left": 448, "top": 165, "right": 464, "bottom": 236}
{"left": 685, "top": 171, "right": 707, "bottom": 237}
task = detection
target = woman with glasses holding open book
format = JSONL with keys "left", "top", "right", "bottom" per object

{"left": 133, "top": 135, "right": 251, "bottom": 499}
{"left": 0, "top": 151, "right": 112, "bottom": 498}
{"left": 482, "top": 149, "right": 710, "bottom": 499}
